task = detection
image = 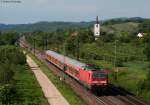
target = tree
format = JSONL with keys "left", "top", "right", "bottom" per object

{"left": 96, "top": 38, "right": 104, "bottom": 46}
{"left": 1, "top": 31, "right": 19, "bottom": 45}
{"left": 66, "top": 35, "right": 77, "bottom": 56}
{"left": 0, "top": 84, "right": 21, "bottom": 105}
{"left": 0, "top": 63, "right": 14, "bottom": 85}
{"left": 0, "top": 45, "right": 26, "bottom": 65}
{"left": 119, "top": 32, "right": 131, "bottom": 43}
{"left": 101, "top": 33, "right": 115, "bottom": 42}
{"left": 142, "top": 33, "right": 150, "bottom": 90}
{"left": 143, "top": 34, "right": 150, "bottom": 60}
{"left": 78, "top": 28, "right": 95, "bottom": 43}
{"left": 139, "top": 19, "right": 150, "bottom": 33}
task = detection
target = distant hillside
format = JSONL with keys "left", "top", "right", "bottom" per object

{"left": 0, "top": 21, "right": 94, "bottom": 32}
{"left": 102, "top": 22, "right": 139, "bottom": 35}
{"left": 102, "top": 17, "right": 145, "bottom": 25}
{"left": 0, "top": 17, "right": 148, "bottom": 32}
{"left": 0, "top": 24, "right": 15, "bottom": 30}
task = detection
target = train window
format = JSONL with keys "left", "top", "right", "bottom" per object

{"left": 63, "top": 65, "right": 67, "bottom": 71}
{"left": 92, "top": 73, "right": 107, "bottom": 79}
{"left": 68, "top": 67, "right": 79, "bottom": 75}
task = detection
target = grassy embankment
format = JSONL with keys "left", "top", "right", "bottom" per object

{"left": 14, "top": 65, "right": 49, "bottom": 105}
{"left": 27, "top": 51, "right": 87, "bottom": 105}
{"left": 111, "top": 62, "right": 150, "bottom": 102}
{"left": 94, "top": 59, "right": 149, "bottom": 102}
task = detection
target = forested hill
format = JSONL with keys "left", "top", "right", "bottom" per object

{"left": 0, "top": 21, "right": 94, "bottom": 32}
{"left": 0, "top": 17, "right": 149, "bottom": 32}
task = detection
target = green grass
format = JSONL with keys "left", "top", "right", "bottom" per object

{"left": 111, "top": 22, "right": 139, "bottom": 32}
{"left": 91, "top": 60, "right": 113, "bottom": 69}
{"left": 14, "top": 65, "right": 49, "bottom": 105}
{"left": 107, "top": 61, "right": 150, "bottom": 102}
{"left": 28, "top": 52, "right": 87, "bottom": 105}
{"left": 102, "top": 22, "right": 139, "bottom": 35}
{"left": 110, "top": 61, "right": 147, "bottom": 87}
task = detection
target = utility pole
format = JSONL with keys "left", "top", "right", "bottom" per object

{"left": 45, "top": 34, "right": 48, "bottom": 50}
{"left": 77, "top": 35, "right": 80, "bottom": 61}
{"left": 33, "top": 38, "right": 35, "bottom": 55}
{"left": 18, "top": 33, "right": 21, "bottom": 47}
{"left": 63, "top": 40, "right": 66, "bottom": 80}
{"left": 43, "top": 36, "right": 45, "bottom": 50}
{"left": 114, "top": 40, "right": 117, "bottom": 67}
{"left": 42, "top": 34, "right": 48, "bottom": 51}
{"left": 114, "top": 40, "right": 118, "bottom": 81}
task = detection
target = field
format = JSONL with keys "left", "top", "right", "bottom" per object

{"left": 110, "top": 62, "right": 147, "bottom": 89}
{"left": 84, "top": 58, "right": 149, "bottom": 102}
{"left": 102, "top": 22, "right": 139, "bottom": 35}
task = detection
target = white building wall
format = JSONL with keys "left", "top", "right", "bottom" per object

{"left": 94, "top": 24, "right": 100, "bottom": 37}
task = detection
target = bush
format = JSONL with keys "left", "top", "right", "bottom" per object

{"left": 0, "top": 31, "right": 19, "bottom": 45}
{"left": 0, "top": 45, "right": 26, "bottom": 65}
{"left": 0, "top": 63, "right": 14, "bottom": 85}
{"left": 0, "top": 84, "right": 21, "bottom": 105}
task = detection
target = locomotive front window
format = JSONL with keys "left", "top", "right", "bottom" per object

{"left": 92, "top": 73, "right": 107, "bottom": 79}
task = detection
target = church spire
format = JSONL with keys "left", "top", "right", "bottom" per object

{"left": 94, "top": 16, "right": 100, "bottom": 40}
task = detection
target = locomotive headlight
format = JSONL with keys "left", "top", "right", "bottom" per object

{"left": 101, "top": 81, "right": 107, "bottom": 84}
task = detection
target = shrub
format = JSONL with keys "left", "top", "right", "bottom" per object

{"left": 0, "top": 84, "right": 21, "bottom": 105}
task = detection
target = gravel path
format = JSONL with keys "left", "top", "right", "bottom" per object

{"left": 26, "top": 55, "right": 70, "bottom": 105}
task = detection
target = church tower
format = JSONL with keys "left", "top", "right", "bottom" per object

{"left": 94, "top": 16, "right": 100, "bottom": 40}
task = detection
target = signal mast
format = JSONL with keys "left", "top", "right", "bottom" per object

{"left": 94, "top": 16, "right": 100, "bottom": 40}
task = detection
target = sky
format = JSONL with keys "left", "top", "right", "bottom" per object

{"left": 0, "top": 0, "right": 150, "bottom": 24}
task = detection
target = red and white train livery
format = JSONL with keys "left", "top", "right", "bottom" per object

{"left": 46, "top": 50, "right": 108, "bottom": 89}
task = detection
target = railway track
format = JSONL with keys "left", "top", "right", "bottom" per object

{"left": 20, "top": 39, "right": 149, "bottom": 105}
{"left": 108, "top": 85, "right": 149, "bottom": 105}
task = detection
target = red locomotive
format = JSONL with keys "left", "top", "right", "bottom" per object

{"left": 45, "top": 50, "right": 108, "bottom": 90}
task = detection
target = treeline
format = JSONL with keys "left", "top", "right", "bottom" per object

{"left": 103, "top": 17, "right": 145, "bottom": 25}
{"left": 138, "top": 19, "right": 150, "bottom": 33}
{"left": 0, "top": 31, "right": 26, "bottom": 105}
{"left": 0, "top": 31, "right": 19, "bottom": 45}
{"left": 140, "top": 34, "right": 150, "bottom": 91}
{"left": 0, "top": 32, "right": 48, "bottom": 105}
{"left": 23, "top": 20, "right": 149, "bottom": 68}
{"left": 0, "top": 21, "right": 93, "bottom": 32}
{"left": 0, "top": 46, "right": 26, "bottom": 105}
{"left": 1, "top": 17, "right": 149, "bottom": 33}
